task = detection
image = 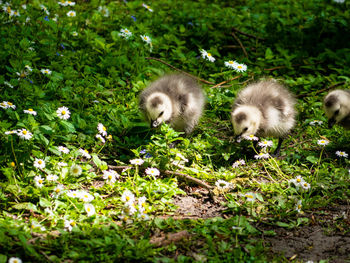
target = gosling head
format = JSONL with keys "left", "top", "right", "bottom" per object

{"left": 324, "top": 91, "right": 350, "bottom": 128}
{"left": 145, "top": 92, "right": 173, "bottom": 128}
{"left": 231, "top": 105, "right": 262, "bottom": 137}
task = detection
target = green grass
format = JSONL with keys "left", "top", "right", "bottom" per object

{"left": 1, "top": 0, "right": 350, "bottom": 262}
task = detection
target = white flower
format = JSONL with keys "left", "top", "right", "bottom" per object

{"left": 41, "top": 68, "right": 52, "bottom": 75}
{"left": 234, "top": 63, "right": 247, "bottom": 73}
{"left": 145, "top": 167, "right": 160, "bottom": 177}
{"left": 243, "top": 134, "right": 259, "bottom": 141}
{"left": 4, "top": 81, "right": 14, "bottom": 88}
{"left": 9, "top": 257, "right": 22, "bottom": 263}
{"left": 335, "top": 151, "right": 348, "bottom": 158}
{"left": 309, "top": 120, "right": 323, "bottom": 126}
{"left": 56, "top": 106, "right": 70, "bottom": 120}
{"left": 200, "top": 49, "right": 215, "bottom": 62}
{"left": 25, "top": 65, "right": 33, "bottom": 72}
{"left": 70, "top": 164, "right": 82, "bottom": 176}
{"left": 290, "top": 175, "right": 305, "bottom": 187}
{"left": 254, "top": 152, "right": 270, "bottom": 159}
{"left": 40, "top": 4, "right": 50, "bottom": 15}
{"left": 215, "top": 179, "right": 233, "bottom": 191}
{"left": 121, "top": 190, "right": 135, "bottom": 204}
{"left": 301, "top": 182, "right": 311, "bottom": 191}
{"left": 0, "top": 101, "right": 16, "bottom": 109}
{"left": 33, "top": 158, "right": 46, "bottom": 169}
{"left": 176, "top": 153, "right": 189, "bottom": 162}
{"left": 295, "top": 200, "right": 302, "bottom": 213}
{"left": 102, "top": 169, "right": 119, "bottom": 184}
{"left": 97, "top": 123, "right": 107, "bottom": 136}
{"left": 31, "top": 221, "right": 46, "bottom": 231}
{"left": 98, "top": 6, "right": 109, "bottom": 17}
{"left": 66, "top": 1, "right": 76, "bottom": 6}
{"left": 124, "top": 203, "right": 137, "bottom": 215}
{"left": 243, "top": 192, "right": 256, "bottom": 202}
{"left": 64, "top": 219, "right": 76, "bottom": 231}
{"left": 58, "top": 146, "right": 70, "bottom": 154}
{"left": 119, "top": 28, "right": 132, "bottom": 39}
{"left": 140, "top": 35, "right": 151, "bottom": 44}
{"left": 232, "top": 159, "right": 245, "bottom": 168}
{"left": 84, "top": 203, "right": 96, "bottom": 217}
{"left": 130, "top": 158, "right": 144, "bottom": 165}
{"left": 138, "top": 196, "right": 147, "bottom": 212}
{"left": 258, "top": 140, "right": 273, "bottom": 148}
{"left": 138, "top": 210, "right": 150, "bottom": 220}
{"left": 67, "top": 10, "right": 76, "bottom": 17}
{"left": 34, "top": 175, "right": 45, "bottom": 188}
{"left": 5, "top": 130, "right": 17, "bottom": 135}
{"left": 79, "top": 148, "right": 91, "bottom": 159}
{"left": 52, "top": 184, "right": 64, "bottom": 198}
{"left": 72, "top": 31, "right": 78, "bottom": 36}
{"left": 333, "top": 0, "right": 345, "bottom": 3}
{"left": 142, "top": 3, "right": 153, "bottom": 12}
{"left": 17, "top": 128, "right": 33, "bottom": 140}
{"left": 224, "top": 60, "right": 239, "bottom": 69}
{"left": 23, "top": 108, "right": 37, "bottom": 116}
{"left": 317, "top": 139, "right": 329, "bottom": 146}
{"left": 79, "top": 191, "right": 94, "bottom": 202}
{"left": 58, "top": 162, "right": 68, "bottom": 167}
{"left": 67, "top": 190, "right": 81, "bottom": 198}
{"left": 58, "top": 1, "right": 68, "bottom": 6}
{"left": 47, "top": 174, "right": 58, "bottom": 182}
{"left": 95, "top": 134, "right": 106, "bottom": 143}
{"left": 119, "top": 212, "right": 133, "bottom": 224}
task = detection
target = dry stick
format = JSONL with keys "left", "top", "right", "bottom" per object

{"left": 297, "top": 81, "right": 346, "bottom": 99}
{"left": 145, "top": 57, "right": 215, "bottom": 85}
{"left": 108, "top": 165, "right": 213, "bottom": 190}
{"left": 231, "top": 31, "right": 248, "bottom": 58}
{"left": 209, "top": 75, "right": 242, "bottom": 89}
{"left": 232, "top": 27, "right": 266, "bottom": 41}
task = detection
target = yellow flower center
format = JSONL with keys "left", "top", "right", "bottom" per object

{"left": 142, "top": 203, "right": 146, "bottom": 207}
{"left": 28, "top": 108, "right": 33, "bottom": 111}
{"left": 238, "top": 65, "right": 242, "bottom": 69}
{"left": 229, "top": 61, "right": 234, "bottom": 64}
{"left": 87, "top": 207, "right": 91, "bottom": 212}
{"left": 85, "top": 150, "right": 89, "bottom": 154}
{"left": 61, "top": 110, "right": 66, "bottom": 115}
{"left": 108, "top": 175, "right": 112, "bottom": 179}
{"left": 38, "top": 179, "right": 43, "bottom": 184}
{"left": 22, "top": 130, "right": 27, "bottom": 135}
{"left": 296, "top": 178, "right": 301, "bottom": 182}
{"left": 55, "top": 188, "right": 61, "bottom": 193}
{"left": 246, "top": 194, "right": 253, "bottom": 199}
{"left": 38, "top": 160, "right": 42, "bottom": 164}
{"left": 10, "top": 162, "right": 15, "bottom": 167}
{"left": 8, "top": 102, "right": 13, "bottom": 106}
{"left": 7, "top": 6, "right": 11, "bottom": 13}
{"left": 103, "top": 126, "right": 106, "bottom": 131}
{"left": 207, "top": 53, "right": 212, "bottom": 57}
{"left": 126, "top": 196, "right": 130, "bottom": 201}
{"left": 73, "top": 168, "right": 79, "bottom": 173}
{"left": 70, "top": 221, "right": 76, "bottom": 226}
{"left": 70, "top": 12, "right": 74, "bottom": 16}
{"left": 298, "top": 204, "right": 302, "bottom": 209}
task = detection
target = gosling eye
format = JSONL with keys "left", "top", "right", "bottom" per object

{"left": 334, "top": 109, "right": 340, "bottom": 115}
{"left": 158, "top": 111, "right": 164, "bottom": 118}
{"left": 243, "top": 127, "right": 248, "bottom": 132}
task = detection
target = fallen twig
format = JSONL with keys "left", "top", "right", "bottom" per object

{"left": 209, "top": 75, "right": 242, "bottom": 88}
{"left": 297, "top": 81, "right": 346, "bottom": 99}
{"left": 108, "top": 165, "right": 213, "bottom": 191}
{"left": 231, "top": 31, "right": 248, "bottom": 58}
{"left": 232, "top": 27, "right": 266, "bottom": 41}
{"left": 145, "top": 57, "right": 215, "bottom": 85}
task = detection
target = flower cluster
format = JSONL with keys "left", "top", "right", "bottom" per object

{"left": 215, "top": 179, "right": 233, "bottom": 191}
{"left": 119, "top": 28, "right": 133, "bottom": 39}
{"left": 120, "top": 190, "right": 150, "bottom": 222}
{"left": 200, "top": 49, "right": 215, "bottom": 62}
{"left": 289, "top": 175, "right": 310, "bottom": 191}
{"left": 309, "top": 120, "right": 323, "bottom": 126}
{"left": 224, "top": 60, "right": 247, "bottom": 72}
{"left": 96, "top": 123, "right": 112, "bottom": 143}
{"left": 232, "top": 159, "right": 245, "bottom": 168}
{"left": 254, "top": 152, "right": 270, "bottom": 160}
{"left": 0, "top": 101, "right": 16, "bottom": 109}
{"left": 102, "top": 169, "right": 119, "bottom": 185}
{"left": 58, "top": 1, "right": 76, "bottom": 6}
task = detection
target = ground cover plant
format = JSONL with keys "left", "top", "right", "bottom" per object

{"left": 1, "top": 0, "right": 350, "bottom": 262}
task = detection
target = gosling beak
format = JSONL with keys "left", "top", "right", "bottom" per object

{"left": 328, "top": 118, "right": 336, "bottom": 128}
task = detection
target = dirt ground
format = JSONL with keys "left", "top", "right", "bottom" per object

{"left": 171, "top": 187, "right": 350, "bottom": 262}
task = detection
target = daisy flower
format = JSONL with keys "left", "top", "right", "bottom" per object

{"left": 40, "top": 4, "right": 50, "bottom": 15}
{"left": 98, "top": 6, "right": 109, "bottom": 17}
{"left": 5, "top": 130, "right": 17, "bottom": 135}
{"left": 67, "top": 10, "right": 76, "bottom": 17}
{"left": 41, "top": 68, "right": 52, "bottom": 75}
{"left": 64, "top": 219, "right": 76, "bottom": 231}
{"left": 234, "top": 63, "right": 247, "bottom": 73}
{"left": 95, "top": 134, "right": 106, "bottom": 143}
{"left": 243, "top": 192, "right": 256, "bottom": 202}
{"left": 17, "top": 128, "right": 33, "bottom": 140}
{"left": 258, "top": 140, "right": 273, "bottom": 148}
{"left": 119, "top": 212, "right": 133, "bottom": 224}
{"left": 200, "top": 49, "right": 215, "bottom": 62}
{"left": 317, "top": 139, "right": 329, "bottom": 146}
{"left": 1, "top": 101, "right": 16, "bottom": 110}
{"left": 8, "top": 257, "right": 22, "bottom": 263}
{"left": 145, "top": 167, "right": 160, "bottom": 177}
{"left": 23, "top": 108, "right": 37, "bottom": 116}
{"left": 119, "top": 28, "right": 132, "bottom": 39}
{"left": 79, "top": 191, "right": 94, "bottom": 202}
{"left": 124, "top": 203, "right": 137, "bottom": 215}
{"left": 56, "top": 106, "right": 70, "bottom": 120}
{"left": 138, "top": 210, "right": 150, "bottom": 220}
{"left": 215, "top": 179, "right": 233, "bottom": 191}
{"left": 52, "top": 184, "right": 64, "bottom": 198}
{"left": 335, "top": 151, "right": 348, "bottom": 158}
{"left": 295, "top": 200, "right": 302, "bottom": 213}
{"left": 31, "top": 220, "right": 46, "bottom": 231}
{"left": 309, "top": 120, "right": 323, "bottom": 126}
{"left": 243, "top": 134, "right": 259, "bottom": 141}
{"left": 138, "top": 196, "right": 147, "bottom": 212}
{"left": 121, "top": 189, "right": 135, "bottom": 204}
{"left": 97, "top": 123, "right": 107, "bottom": 136}
{"left": 34, "top": 175, "right": 45, "bottom": 188}
{"left": 333, "top": 0, "right": 345, "bottom": 3}
{"left": 66, "top": 1, "right": 76, "bottom": 6}
{"left": 140, "top": 35, "right": 151, "bottom": 44}
{"left": 254, "top": 152, "right": 270, "bottom": 159}
{"left": 142, "top": 3, "right": 153, "bottom": 12}
{"left": 232, "top": 159, "right": 245, "bottom": 168}
{"left": 84, "top": 203, "right": 96, "bottom": 217}
{"left": 67, "top": 190, "right": 81, "bottom": 199}
{"left": 58, "top": 146, "right": 70, "bottom": 154}
{"left": 72, "top": 31, "right": 78, "bottom": 36}
{"left": 58, "top": 1, "right": 68, "bottom": 6}
{"left": 224, "top": 60, "right": 238, "bottom": 69}
{"left": 70, "top": 164, "right": 82, "bottom": 176}
{"left": 130, "top": 158, "right": 144, "bottom": 165}
{"left": 47, "top": 174, "right": 58, "bottom": 182}
{"left": 106, "top": 134, "right": 113, "bottom": 141}
{"left": 102, "top": 169, "right": 119, "bottom": 184}
{"left": 33, "top": 158, "right": 46, "bottom": 169}
{"left": 79, "top": 148, "right": 91, "bottom": 159}
{"left": 301, "top": 182, "right": 311, "bottom": 191}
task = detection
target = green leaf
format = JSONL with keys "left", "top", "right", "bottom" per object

{"left": 306, "top": 155, "right": 319, "bottom": 164}
{"left": 39, "top": 125, "right": 53, "bottom": 135}
{"left": 265, "top": 48, "right": 274, "bottom": 59}
{"left": 12, "top": 202, "right": 38, "bottom": 212}
{"left": 39, "top": 197, "right": 52, "bottom": 208}
{"left": 275, "top": 221, "right": 291, "bottom": 228}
